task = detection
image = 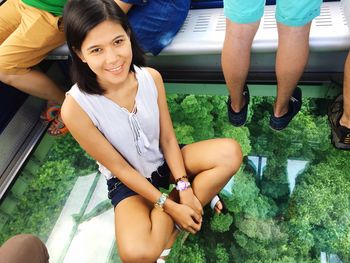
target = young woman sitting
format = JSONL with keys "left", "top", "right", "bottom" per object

{"left": 62, "top": 0, "right": 243, "bottom": 262}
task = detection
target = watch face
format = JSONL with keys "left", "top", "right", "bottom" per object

{"left": 178, "top": 181, "right": 185, "bottom": 189}
{"left": 177, "top": 180, "right": 189, "bottom": 191}
{"left": 160, "top": 195, "right": 166, "bottom": 203}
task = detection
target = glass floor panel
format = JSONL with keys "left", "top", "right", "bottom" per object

{"left": 0, "top": 94, "right": 349, "bottom": 263}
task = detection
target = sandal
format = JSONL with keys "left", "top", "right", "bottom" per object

{"left": 47, "top": 114, "right": 68, "bottom": 137}
{"left": 156, "top": 248, "right": 171, "bottom": 263}
{"left": 328, "top": 94, "right": 350, "bottom": 150}
{"left": 40, "top": 101, "right": 56, "bottom": 120}
{"left": 210, "top": 195, "right": 227, "bottom": 214}
{"left": 41, "top": 103, "right": 61, "bottom": 122}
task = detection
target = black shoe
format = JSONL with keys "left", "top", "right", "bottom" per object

{"left": 328, "top": 94, "right": 350, "bottom": 150}
{"left": 270, "top": 87, "right": 302, "bottom": 131}
{"left": 227, "top": 85, "right": 250, "bottom": 127}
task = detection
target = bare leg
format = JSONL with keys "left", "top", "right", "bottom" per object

{"left": 181, "top": 138, "right": 242, "bottom": 208}
{"left": 115, "top": 196, "right": 175, "bottom": 263}
{"left": 340, "top": 51, "right": 350, "bottom": 128}
{"left": 222, "top": 19, "right": 259, "bottom": 112}
{"left": 0, "top": 69, "right": 67, "bottom": 136}
{"left": 0, "top": 70, "right": 65, "bottom": 104}
{"left": 114, "top": 139, "right": 241, "bottom": 262}
{"left": 274, "top": 22, "right": 311, "bottom": 117}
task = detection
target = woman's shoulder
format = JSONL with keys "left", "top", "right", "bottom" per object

{"left": 62, "top": 83, "right": 86, "bottom": 118}
{"left": 66, "top": 83, "right": 81, "bottom": 96}
{"left": 139, "top": 67, "right": 163, "bottom": 83}
{"left": 134, "top": 66, "right": 164, "bottom": 94}
{"left": 63, "top": 83, "right": 78, "bottom": 105}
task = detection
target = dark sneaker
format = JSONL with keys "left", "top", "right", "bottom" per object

{"left": 227, "top": 85, "right": 250, "bottom": 127}
{"left": 328, "top": 94, "right": 350, "bottom": 150}
{"left": 270, "top": 87, "right": 302, "bottom": 131}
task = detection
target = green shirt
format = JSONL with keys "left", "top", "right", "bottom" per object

{"left": 22, "top": 0, "right": 66, "bottom": 16}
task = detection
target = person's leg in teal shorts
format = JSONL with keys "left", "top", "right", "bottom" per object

{"left": 270, "top": 0, "right": 322, "bottom": 130}
{"left": 222, "top": 0, "right": 322, "bottom": 130}
{"left": 222, "top": 0, "right": 264, "bottom": 126}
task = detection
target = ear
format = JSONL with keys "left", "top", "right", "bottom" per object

{"left": 73, "top": 47, "right": 86, "bottom": 63}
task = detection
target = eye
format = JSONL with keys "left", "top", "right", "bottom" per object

{"left": 90, "top": 47, "right": 102, "bottom": 54}
{"left": 114, "top": 38, "right": 124, "bottom": 45}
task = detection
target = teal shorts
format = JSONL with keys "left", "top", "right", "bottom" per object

{"left": 223, "top": 0, "right": 322, "bottom": 26}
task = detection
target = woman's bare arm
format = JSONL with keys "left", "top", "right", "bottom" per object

{"left": 147, "top": 68, "right": 203, "bottom": 218}
{"left": 61, "top": 95, "right": 160, "bottom": 204}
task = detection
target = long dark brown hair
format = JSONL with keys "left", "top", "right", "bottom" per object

{"left": 63, "top": 0, "right": 146, "bottom": 94}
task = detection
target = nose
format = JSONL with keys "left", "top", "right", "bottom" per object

{"left": 105, "top": 46, "right": 119, "bottom": 64}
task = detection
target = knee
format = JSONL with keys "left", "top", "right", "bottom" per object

{"left": 0, "top": 70, "right": 21, "bottom": 87}
{"left": 119, "top": 243, "right": 159, "bottom": 263}
{"left": 0, "top": 60, "right": 27, "bottom": 86}
{"left": 219, "top": 138, "right": 243, "bottom": 173}
{"left": 0, "top": 71, "right": 12, "bottom": 85}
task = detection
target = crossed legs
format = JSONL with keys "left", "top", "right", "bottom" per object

{"left": 114, "top": 138, "right": 242, "bottom": 263}
{"left": 182, "top": 138, "right": 242, "bottom": 206}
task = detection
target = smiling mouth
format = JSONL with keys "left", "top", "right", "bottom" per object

{"left": 106, "top": 64, "right": 123, "bottom": 72}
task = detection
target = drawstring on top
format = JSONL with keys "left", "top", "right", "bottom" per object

{"left": 128, "top": 109, "right": 150, "bottom": 155}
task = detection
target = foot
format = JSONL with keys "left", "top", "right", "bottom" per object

{"left": 40, "top": 102, "right": 61, "bottom": 122}
{"left": 157, "top": 248, "right": 171, "bottom": 263}
{"left": 157, "top": 227, "right": 178, "bottom": 262}
{"left": 270, "top": 87, "right": 302, "bottom": 131}
{"left": 47, "top": 114, "right": 69, "bottom": 136}
{"left": 227, "top": 85, "right": 250, "bottom": 127}
{"left": 328, "top": 94, "right": 350, "bottom": 150}
{"left": 210, "top": 195, "right": 226, "bottom": 214}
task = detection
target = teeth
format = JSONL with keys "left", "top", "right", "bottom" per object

{"left": 108, "top": 65, "right": 121, "bottom": 72}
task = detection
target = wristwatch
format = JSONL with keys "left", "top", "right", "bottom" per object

{"left": 176, "top": 180, "right": 191, "bottom": 191}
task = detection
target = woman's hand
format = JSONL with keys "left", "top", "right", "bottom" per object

{"left": 179, "top": 188, "right": 203, "bottom": 218}
{"left": 164, "top": 200, "right": 202, "bottom": 234}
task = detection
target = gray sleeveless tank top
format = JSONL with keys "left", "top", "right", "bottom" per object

{"left": 67, "top": 66, "right": 164, "bottom": 180}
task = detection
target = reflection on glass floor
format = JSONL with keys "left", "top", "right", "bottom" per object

{"left": 0, "top": 95, "right": 350, "bottom": 263}
{"left": 45, "top": 173, "right": 115, "bottom": 263}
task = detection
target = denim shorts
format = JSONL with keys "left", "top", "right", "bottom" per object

{"left": 107, "top": 145, "right": 186, "bottom": 207}
{"left": 224, "top": 0, "right": 322, "bottom": 26}
{"left": 107, "top": 161, "right": 172, "bottom": 207}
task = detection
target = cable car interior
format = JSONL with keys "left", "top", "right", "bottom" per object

{"left": 0, "top": 0, "right": 349, "bottom": 262}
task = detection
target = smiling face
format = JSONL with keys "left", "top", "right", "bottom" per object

{"left": 78, "top": 20, "right": 133, "bottom": 90}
